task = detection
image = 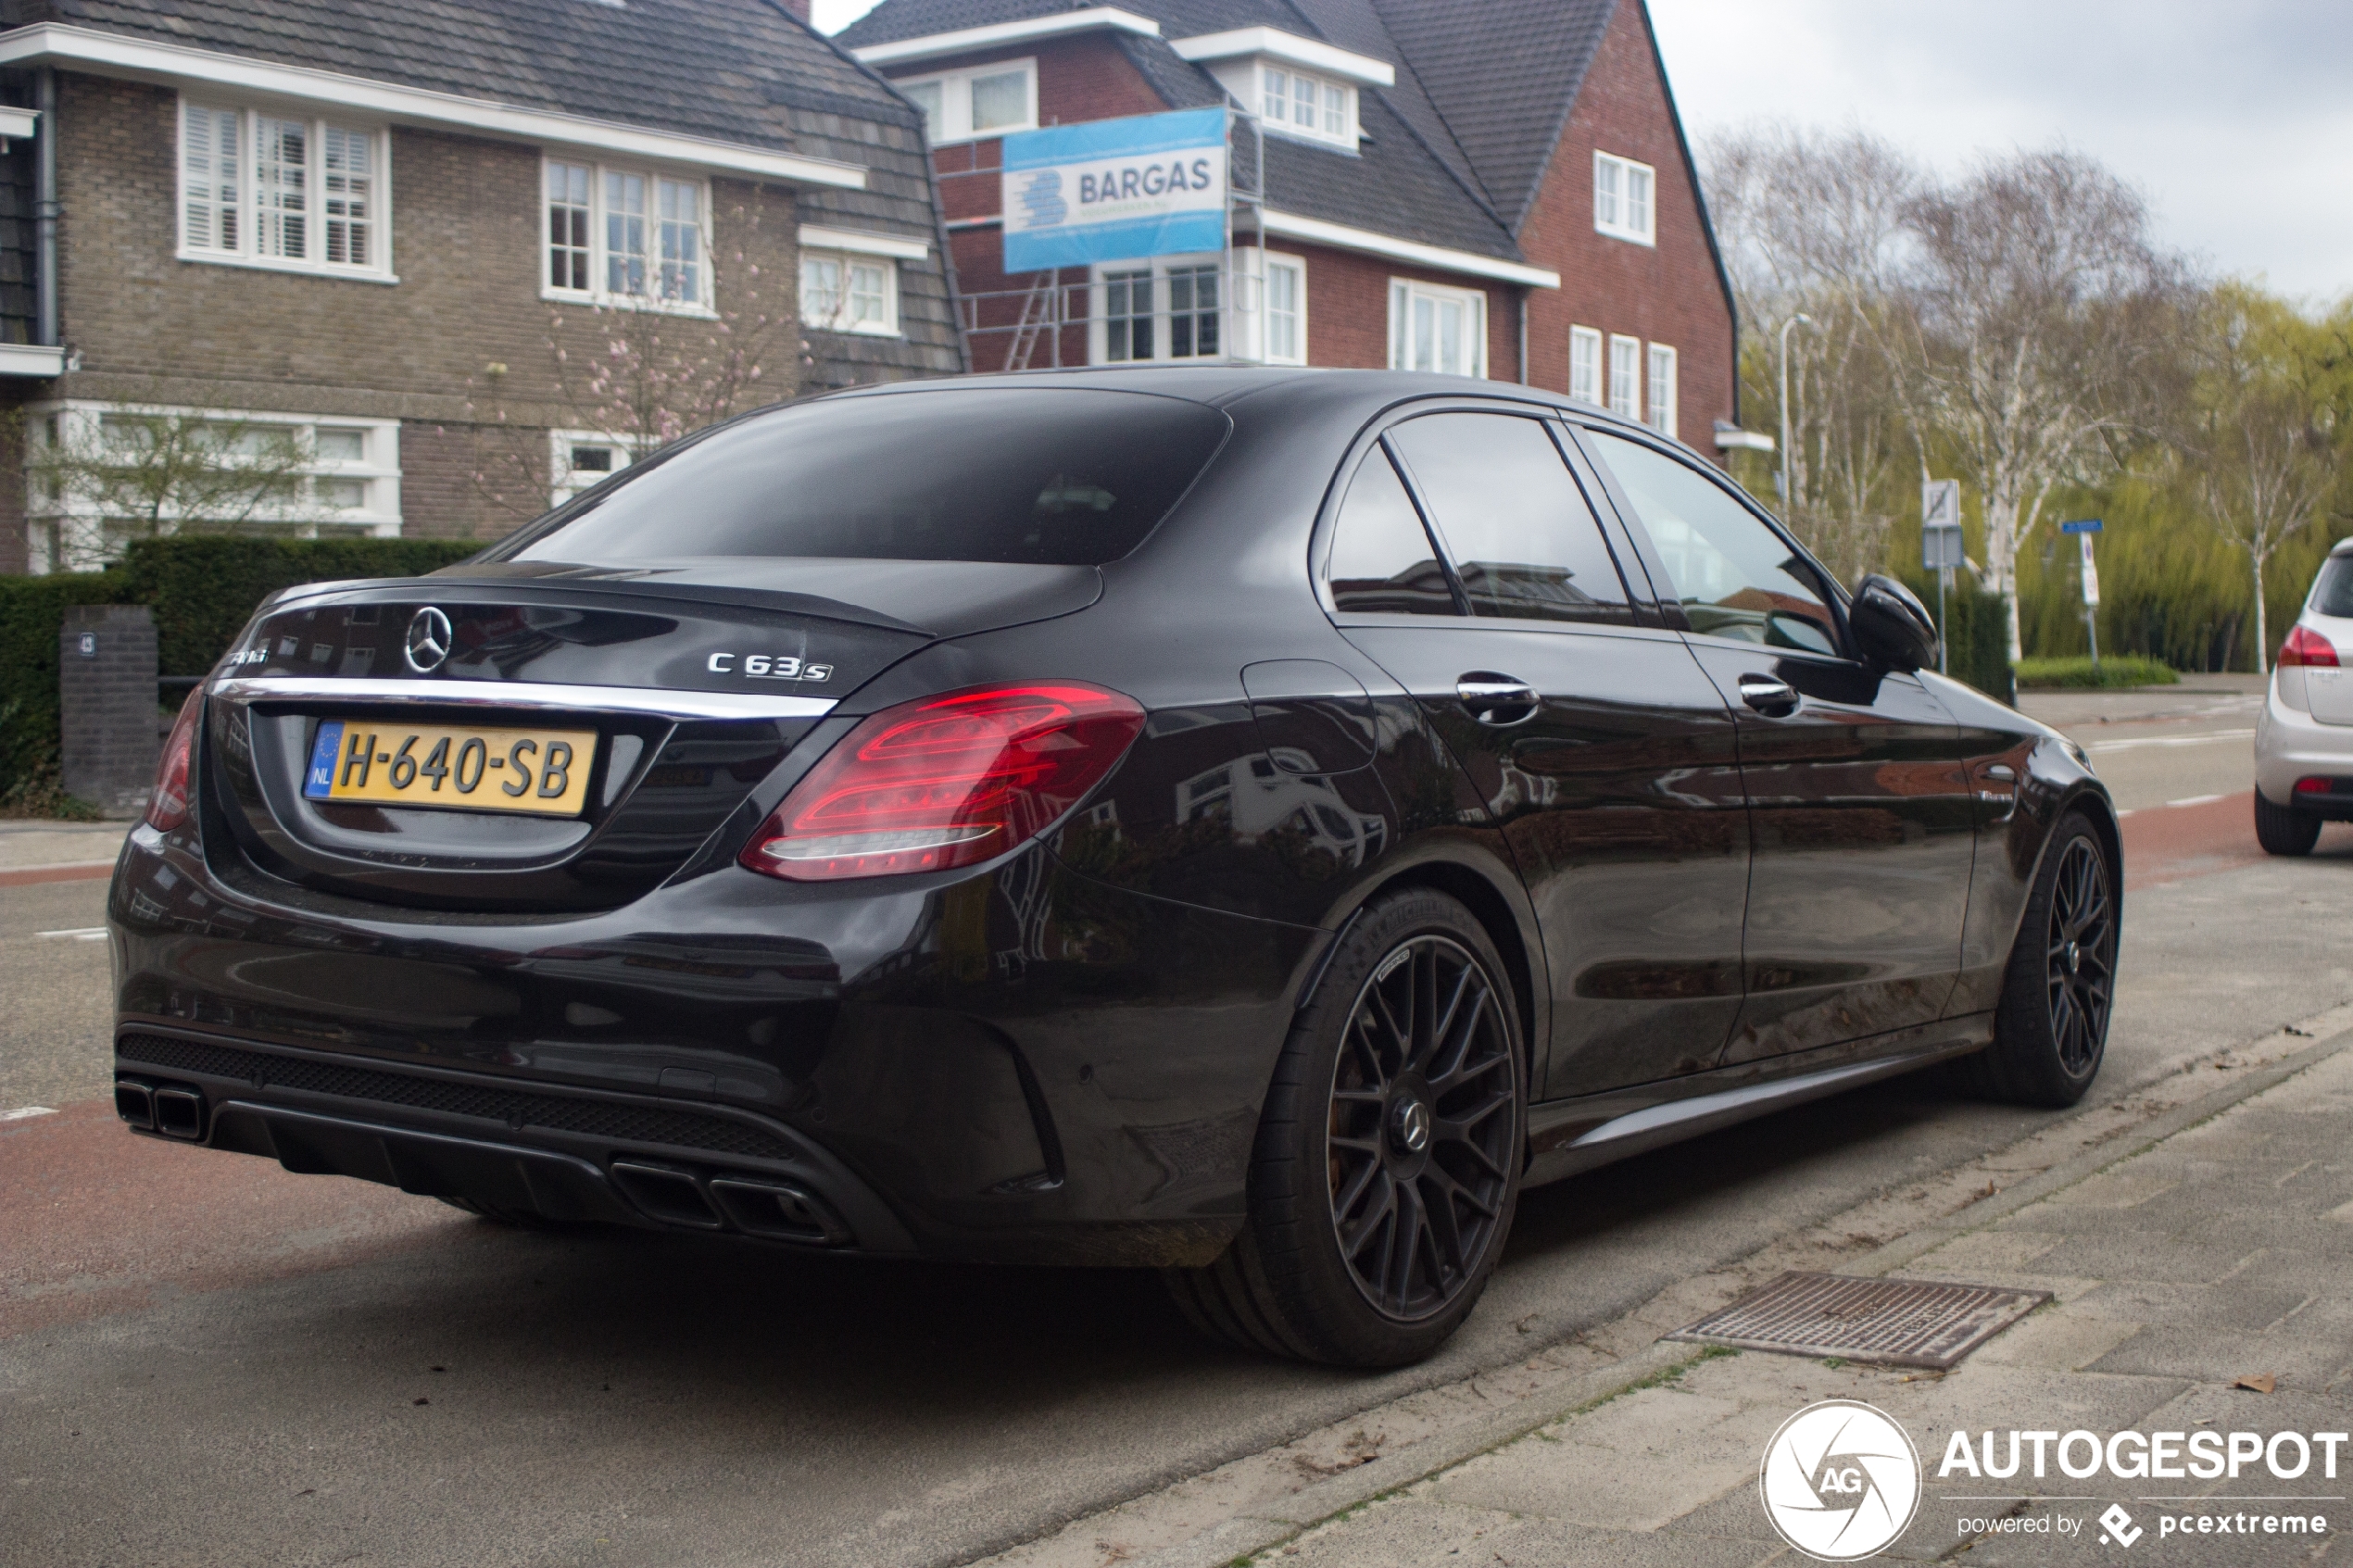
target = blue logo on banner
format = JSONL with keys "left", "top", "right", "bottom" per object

{"left": 305, "top": 721, "right": 344, "bottom": 799}
{"left": 1020, "top": 169, "right": 1067, "bottom": 229}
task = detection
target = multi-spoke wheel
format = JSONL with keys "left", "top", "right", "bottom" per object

{"left": 2043, "top": 837, "right": 2113, "bottom": 1076}
{"left": 1164, "top": 889, "right": 1526, "bottom": 1366}
{"left": 1962, "top": 811, "right": 2118, "bottom": 1108}
{"left": 1326, "top": 935, "right": 1516, "bottom": 1322}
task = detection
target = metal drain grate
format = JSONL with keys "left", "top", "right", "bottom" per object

{"left": 1667, "top": 1272, "right": 2051, "bottom": 1370}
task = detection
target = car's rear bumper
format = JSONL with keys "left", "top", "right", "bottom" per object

{"left": 2256, "top": 677, "right": 2353, "bottom": 816}
{"left": 109, "top": 821, "right": 1328, "bottom": 1267}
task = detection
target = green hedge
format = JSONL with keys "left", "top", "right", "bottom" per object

{"left": 2015, "top": 655, "right": 2180, "bottom": 690}
{"left": 0, "top": 535, "right": 484, "bottom": 802}
{"left": 1900, "top": 571, "right": 2016, "bottom": 706}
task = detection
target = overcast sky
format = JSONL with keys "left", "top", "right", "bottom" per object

{"left": 812, "top": 0, "right": 2353, "bottom": 304}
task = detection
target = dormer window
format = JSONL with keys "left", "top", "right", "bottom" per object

{"left": 895, "top": 58, "right": 1038, "bottom": 145}
{"left": 1260, "top": 66, "right": 1351, "bottom": 144}
{"left": 1170, "top": 28, "right": 1390, "bottom": 153}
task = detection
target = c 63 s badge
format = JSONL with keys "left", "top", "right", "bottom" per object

{"left": 707, "top": 652, "right": 834, "bottom": 682}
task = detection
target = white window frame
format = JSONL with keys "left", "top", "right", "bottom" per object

{"left": 1608, "top": 333, "right": 1641, "bottom": 420}
{"left": 1254, "top": 61, "right": 1355, "bottom": 149}
{"left": 1261, "top": 249, "right": 1307, "bottom": 365}
{"left": 893, "top": 58, "right": 1038, "bottom": 145}
{"left": 177, "top": 97, "right": 395, "bottom": 282}
{"left": 540, "top": 156, "right": 716, "bottom": 315}
{"left": 1088, "top": 253, "right": 1227, "bottom": 366}
{"left": 1568, "top": 324, "right": 1602, "bottom": 405}
{"left": 25, "top": 401, "right": 401, "bottom": 571}
{"left": 549, "top": 430, "right": 635, "bottom": 508}
{"left": 1646, "top": 342, "right": 1678, "bottom": 438}
{"left": 1592, "top": 150, "right": 1655, "bottom": 246}
{"left": 1387, "top": 277, "right": 1488, "bottom": 380}
{"left": 799, "top": 248, "right": 903, "bottom": 337}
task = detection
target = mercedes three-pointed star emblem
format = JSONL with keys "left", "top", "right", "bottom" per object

{"left": 403, "top": 606, "right": 454, "bottom": 673}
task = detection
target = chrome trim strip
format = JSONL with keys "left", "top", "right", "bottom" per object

{"left": 211, "top": 676, "right": 837, "bottom": 722}
{"left": 1568, "top": 1052, "right": 1936, "bottom": 1149}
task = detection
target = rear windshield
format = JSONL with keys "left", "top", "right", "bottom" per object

{"left": 496, "top": 388, "right": 1229, "bottom": 567}
{"left": 2312, "top": 555, "right": 2353, "bottom": 619}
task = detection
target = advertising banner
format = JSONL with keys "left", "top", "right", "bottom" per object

{"left": 1001, "top": 107, "right": 1228, "bottom": 272}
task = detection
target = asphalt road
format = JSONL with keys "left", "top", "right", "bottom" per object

{"left": 5, "top": 681, "right": 2350, "bottom": 1568}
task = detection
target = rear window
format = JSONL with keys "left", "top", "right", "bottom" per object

{"left": 496, "top": 388, "right": 1229, "bottom": 567}
{"left": 2312, "top": 555, "right": 2353, "bottom": 619}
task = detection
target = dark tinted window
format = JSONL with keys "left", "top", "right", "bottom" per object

{"left": 1388, "top": 413, "right": 1632, "bottom": 624}
{"left": 2311, "top": 556, "right": 2353, "bottom": 619}
{"left": 1586, "top": 430, "right": 1839, "bottom": 655}
{"left": 499, "top": 389, "right": 1228, "bottom": 567}
{"left": 1327, "top": 448, "right": 1458, "bottom": 615}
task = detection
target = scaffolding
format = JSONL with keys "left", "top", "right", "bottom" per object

{"left": 933, "top": 109, "right": 1269, "bottom": 372}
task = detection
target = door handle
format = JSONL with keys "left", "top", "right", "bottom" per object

{"left": 1737, "top": 672, "right": 1799, "bottom": 716}
{"left": 1457, "top": 674, "right": 1540, "bottom": 726}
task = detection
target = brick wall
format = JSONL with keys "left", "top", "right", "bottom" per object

{"left": 1516, "top": 2, "right": 1735, "bottom": 457}
{"left": 22, "top": 72, "right": 815, "bottom": 548}
{"left": 1277, "top": 239, "right": 1516, "bottom": 376}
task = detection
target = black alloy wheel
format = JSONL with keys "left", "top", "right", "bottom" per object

{"left": 1964, "top": 811, "right": 2118, "bottom": 1108}
{"left": 1162, "top": 888, "right": 1526, "bottom": 1366}
{"left": 2043, "top": 836, "right": 2114, "bottom": 1076}
{"left": 1326, "top": 935, "right": 1517, "bottom": 1322}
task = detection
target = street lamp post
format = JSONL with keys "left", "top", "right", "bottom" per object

{"left": 1777, "top": 312, "right": 1815, "bottom": 518}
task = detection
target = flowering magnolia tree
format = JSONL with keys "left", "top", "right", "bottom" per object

{"left": 468, "top": 202, "right": 810, "bottom": 524}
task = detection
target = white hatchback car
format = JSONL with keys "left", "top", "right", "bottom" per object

{"left": 2255, "top": 538, "right": 2353, "bottom": 854}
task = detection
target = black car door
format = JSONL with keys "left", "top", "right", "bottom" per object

{"left": 1322, "top": 406, "right": 1752, "bottom": 1099}
{"left": 1576, "top": 425, "right": 1976, "bottom": 1065}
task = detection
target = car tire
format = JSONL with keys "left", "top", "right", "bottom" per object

{"left": 2254, "top": 790, "right": 2322, "bottom": 856}
{"left": 1960, "top": 811, "right": 2117, "bottom": 1108}
{"left": 1164, "top": 888, "right": 1526, "bottom": 1366}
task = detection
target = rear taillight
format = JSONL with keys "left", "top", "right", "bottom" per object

{"left": 2279, "top": 624, "right": 2339, "bottom": 668}
{"left": 739, "top": 682, "right": 1146, "bottom": 882}
{"left": 145, "top": 688, "right": 204, "bottom": 832}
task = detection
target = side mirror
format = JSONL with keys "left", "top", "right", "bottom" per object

{"left": 1849, "top": 573, "right": 1939, "bottom": 673}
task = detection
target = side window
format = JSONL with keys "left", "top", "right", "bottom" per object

{"left": 1388, "top": 412, "right": 1633, "bottom": 624}
{"left": 1327, "top": 447, "right": 1457, "bottom": 615}
{"left": 1585, "top": 430, "right": 1839, "bottom": 655}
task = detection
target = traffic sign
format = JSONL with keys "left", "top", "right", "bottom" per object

{"left": 2079, "top": 532, "right": 2101, "bottom": 607}
{"left": 1921, "top": 480, "right": 1964, "bottom": 570}
{"left": 2059, "top": 518, "right": 2103, "bottom": 534}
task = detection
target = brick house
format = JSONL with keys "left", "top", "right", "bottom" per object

{"left": 0, "top": 0, "right": 964, "bottom": 573}
{"left": 840, "top": 0, "right": 1741, "bottom": 456}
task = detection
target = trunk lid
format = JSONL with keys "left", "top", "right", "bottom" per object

{"left": 203, "top": 560, "right": 1099, "bottom": 911}
{"left": 2301, "top": 614, "right": 2353, "bottom": 725}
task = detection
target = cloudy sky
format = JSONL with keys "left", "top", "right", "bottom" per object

{"left": 812, "top": 0, "right": 2353, "bottom": 302}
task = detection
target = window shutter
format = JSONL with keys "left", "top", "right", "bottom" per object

{"left": 182, "top": 104, "right": 240, "bottom": 253}
{"left": 322, "top": 126, "right": 371, "bottom": 267}
{"left": 254, "top": 116, "right": 308, "bottom": 259}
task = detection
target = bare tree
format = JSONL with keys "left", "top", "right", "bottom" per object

{"left": 1892, "top": 152, "right": 2186, "bottom": 660}
{"left": 2181, "top": 285, "right": 2342, "bottom": 673}
{"left": 26, "top": 403, "right": 319, "bottom": 570}
{"left": 1702, "top": 126, "right": 1924, "bottom": 583}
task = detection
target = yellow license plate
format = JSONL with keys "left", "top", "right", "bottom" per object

{"left": 303, "top": 719, "right": 597, "bottom": 816}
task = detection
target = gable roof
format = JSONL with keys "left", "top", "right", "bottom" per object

{"left": 0, "top": 0, "right": 920, "bottom": 155}
{"left": 842, "top": 0, "right": 1667, "bottom": 262}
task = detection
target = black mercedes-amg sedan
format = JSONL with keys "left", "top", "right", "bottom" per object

{"left": 108, "top": 368, "right": 2119, "bottom": 1366}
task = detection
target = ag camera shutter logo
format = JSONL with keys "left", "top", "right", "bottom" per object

{"left": 1759, "top": 1400, "right": 1922, "bottom": 1561}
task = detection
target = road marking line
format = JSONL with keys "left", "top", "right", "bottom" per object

{"left": 2165, "top": 794, "right": 2229, "bottom": 808}
{"left": 35, "top": 927, "right": 107, "bottom": 941}
{"left": 1, "top": 1106, "right": 57, "bottom": 1121}
{"left": 2085, "top": 728, "right": 2255, "bottom": 753}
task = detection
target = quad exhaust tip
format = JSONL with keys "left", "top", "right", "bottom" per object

{"left": 117, "top": 1079, "right": 206, "bottom": 1140}
{"left": 608, "top": 1160, "right": 850, "bottom": 1246}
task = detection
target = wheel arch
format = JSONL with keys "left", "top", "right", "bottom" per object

{"left": 1315, "top": 847, "right": 1548, "bottom": 1087}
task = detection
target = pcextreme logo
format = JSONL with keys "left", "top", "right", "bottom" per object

{"left": 1759, "top": 1400, "right": 1923, "bottom": 1561}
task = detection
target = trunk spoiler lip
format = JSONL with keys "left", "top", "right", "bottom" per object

{"left": 210, "top": 676, "right": 837, "bottom": 724}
